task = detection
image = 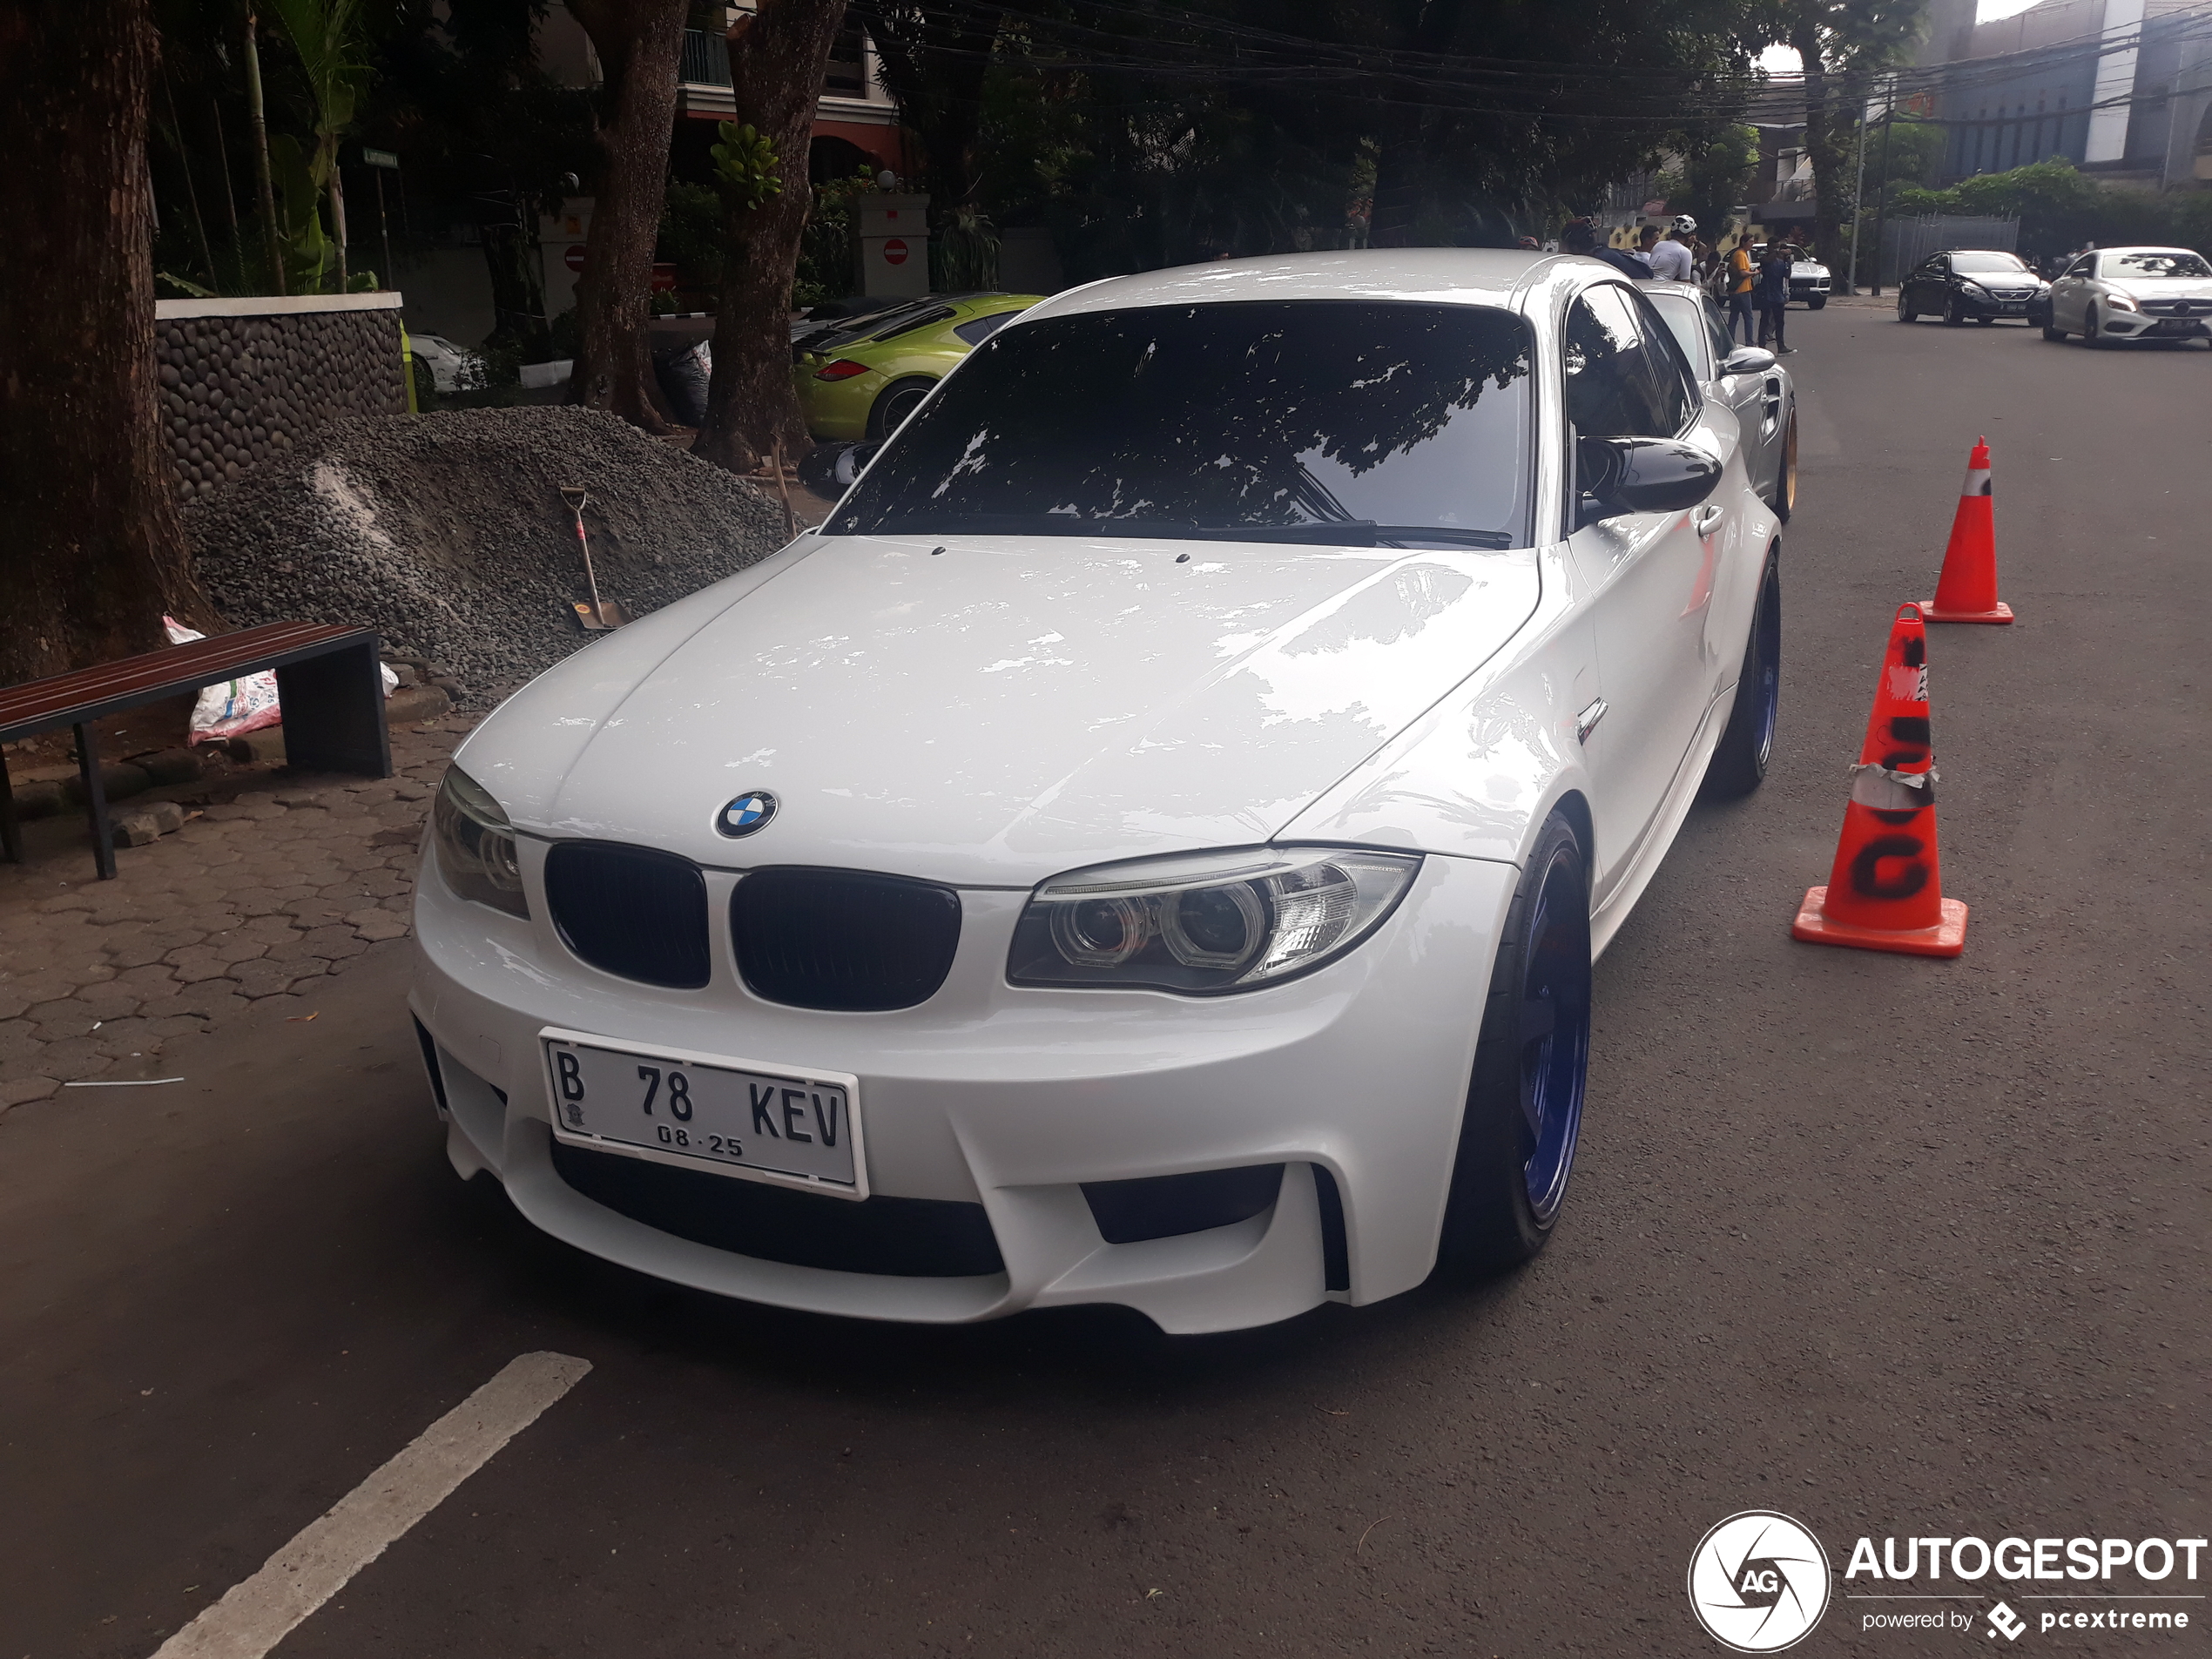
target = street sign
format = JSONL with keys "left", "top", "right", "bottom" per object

{"left": 563, "top": 245, "right": 586, "bottom": 273}
{"left": 362, "top": 147, "right": 400, "bottom": 170}
{"left": 882, "top": 238, "right": 909, "bottom": 266}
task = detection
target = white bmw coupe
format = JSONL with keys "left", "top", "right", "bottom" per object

{"left": 409, "top": 248, "right": 1783, "bottom": 1333}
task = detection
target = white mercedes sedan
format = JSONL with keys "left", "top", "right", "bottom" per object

{"left": 409, "top": 248, "right": 1783, "bottom": 1333}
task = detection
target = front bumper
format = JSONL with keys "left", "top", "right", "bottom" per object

{"left": 409, "top": 845, "right": 1518, "bottom": 1332}
{"left": 2099, "top": 308, "right": 2212, "bottom": 341}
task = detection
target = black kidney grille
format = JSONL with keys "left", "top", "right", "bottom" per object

{"left": 732, "top": 868, "right": 961, "bottom": 1011}
{"left": 544, "top": 841, "right": 711, "bottom": 989}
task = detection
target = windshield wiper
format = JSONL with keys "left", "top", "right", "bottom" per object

{"left": 843, "top": 515, "right": 1514, "bottom": 550}
{"left": 1185, "top": 522, "right": 1516, "bottom": 549}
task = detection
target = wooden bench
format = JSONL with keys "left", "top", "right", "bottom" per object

{"left": 0, "top": 620, "right": 392, "bottom": 880}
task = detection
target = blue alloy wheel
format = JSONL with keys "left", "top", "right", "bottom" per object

{"left": 1434, "top": 810, "right": 1593, "bottom": 1273}
{"left": 1517, "top": 843, "right": 1592, "bottom": 1223}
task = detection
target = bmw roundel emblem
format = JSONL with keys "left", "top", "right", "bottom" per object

{"left": 716, "top": 790, "right": 778, "bottom": 838}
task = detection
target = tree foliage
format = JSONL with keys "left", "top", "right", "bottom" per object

{"left": 1892, "top": 158, "right": 2212, "bottom": 260}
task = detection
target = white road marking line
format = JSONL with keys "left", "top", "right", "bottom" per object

{"left": 151, "top": 1351, "right": 591, "bottom": 1659}
{"left": 64, "top": 1077, "right": 185, "bottom": 1087}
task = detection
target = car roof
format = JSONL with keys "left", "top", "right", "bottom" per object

{"left": 1639, "top": 279, "right": 1712, "bottom": 302}
{"left": 1025, "top": 248, "right": 1561, "bottom": 324}
{"left": 2097, "top": 246, "right": 2202, "bottom": 258}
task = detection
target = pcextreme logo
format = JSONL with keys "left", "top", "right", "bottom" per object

{"left": 1688, "top": 1511, "right": 1834, "bottom": 1652}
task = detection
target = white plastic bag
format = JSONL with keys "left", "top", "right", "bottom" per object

{"left": 165, "top": 617, "right": 397, "bottom": 745}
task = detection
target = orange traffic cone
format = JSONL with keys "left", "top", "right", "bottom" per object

{"left": 1791, "top": 604, "right": 1968, "bottom": 957}
{"left": 1919, "top": 437, "right": 2014, "bottom": 624}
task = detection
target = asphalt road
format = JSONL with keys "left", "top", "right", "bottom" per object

{"left": 3, "top": 305, "right": 2207, "bottom": 1659}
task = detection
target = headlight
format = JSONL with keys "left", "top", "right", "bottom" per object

{"left": 2105, "top": 291, "right": 2138, "bottom": 311}
{"left": 431, "top": 765, "right": 529, "bottom": 918}
{"left": 1008, "top": 846, "right": 1420, "bottom": 995}
{"left": 1960, "top": 280, "right": 1990, "bottom": 298}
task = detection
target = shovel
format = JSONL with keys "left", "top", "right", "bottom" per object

{"left": 560, "top": 484, "right": 633, "bottom": 631}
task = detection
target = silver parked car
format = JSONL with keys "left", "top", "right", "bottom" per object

{"left": 2036, "top": 246, "right": 2212, "bottom": 347}
{"left": 1645, "top": 280, "right": 1798, "bottom": 522}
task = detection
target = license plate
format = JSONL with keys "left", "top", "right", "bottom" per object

{"left": 2000, "top": 302, "right": 2025, "bottom": 312}
{"left": 2155, "top": 319, "right": 2200, "bottom": 334}
{"left": 540, "top": 1027, "right": 865, "bottom": 1197}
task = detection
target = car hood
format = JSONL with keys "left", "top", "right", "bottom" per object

{"left": 2105, "top": 278, "right": 2212, "bottom": 301}
{"left": 1791, "top": 260, "right": 1830, "bottom": 278}
{"left": 462, "top": 533, "right": 1542, "bottom": 886}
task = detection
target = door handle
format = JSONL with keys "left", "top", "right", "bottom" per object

{"left": 1693, "top": 504, "right": 1725, "bottom": 536}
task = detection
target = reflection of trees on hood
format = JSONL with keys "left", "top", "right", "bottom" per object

{"left": 880, "top": 303, "right": 1530, "bottom": 526}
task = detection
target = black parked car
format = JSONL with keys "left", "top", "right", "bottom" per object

{"left": 1895, "top": 249, "right": 2050, "bottom": 325}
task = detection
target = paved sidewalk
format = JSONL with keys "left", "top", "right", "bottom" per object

{"left": 0, "top": 715, "right": 472, "bottom": 1110}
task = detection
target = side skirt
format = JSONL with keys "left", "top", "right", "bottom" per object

{"left": 1588, "top": 685, "right": 1733, "bottom": 960}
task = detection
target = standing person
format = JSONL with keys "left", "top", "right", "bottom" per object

{"left": 1757, "top": 241, "right": 1795, "bottom": 353}
{"left": 1648, "top": 216, "right": 1696, "bottom": 282}
{"left": 1635, "top": 225, "right": 1666, "bottom": 274}
{"left": 1561, "top": 219, "right": 1652, "bottom": 280}
{"left": 1725, "top": 239, "right": 1758, "bottom": 343}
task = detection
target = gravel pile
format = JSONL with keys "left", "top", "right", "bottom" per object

{"left": 184, "top": 407, "right": 786, "bottom": 697}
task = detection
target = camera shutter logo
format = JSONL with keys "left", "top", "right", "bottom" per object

{"left": 1687, "top": 1511, "right": 1833, "bottom": 1652}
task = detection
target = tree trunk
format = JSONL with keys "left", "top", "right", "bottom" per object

{"left": 1791, "top": 22, "right": 1851, "bottom": 279}
{"left": 329, "top": 158, "right": 349, "bottom": 288}
{"left": 244, "top": 11, "right": 285, "bottom": 294}
{"left": 694, "top": 0, "right": 848, "bottom": 475}
{"left": 567, "top": 0, "right": 687, "bottom": 429}
{"left": 0, "top": 0, "right": 216, "bottom": 686}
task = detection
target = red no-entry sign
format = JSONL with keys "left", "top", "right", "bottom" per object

{"left": 563, "top": 245, "right": 585, "bottom": 273}
{"left": 882, "top": 238, "right": 909, "bottom": 266}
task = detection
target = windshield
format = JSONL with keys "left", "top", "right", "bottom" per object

{"left": 827, "top": 300, "right": 1535, "bottom": 549}
{"left": 2107, "top": 251, "right": 2212, "bottom": 280}
{"left": 1951, "top": 252, "right": 2028, "bottom": 274}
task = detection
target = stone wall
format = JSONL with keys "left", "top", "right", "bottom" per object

{"left": 153, "top": 294, "right": 409, "bottom": 501}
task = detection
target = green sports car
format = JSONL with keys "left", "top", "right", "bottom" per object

{"left": 793, "top": 292, "right": 1044, "bottom": 442}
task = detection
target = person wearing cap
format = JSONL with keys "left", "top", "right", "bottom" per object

{"left": 1647, "top": 217, "right": 1696, "bottom": 282}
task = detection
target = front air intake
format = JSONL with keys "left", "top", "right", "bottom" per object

{"left": 731, "top": 867, "right": 961, "bottom": 1011}
{"left": 543, "top": 841, "right": 711, "bottom": 989}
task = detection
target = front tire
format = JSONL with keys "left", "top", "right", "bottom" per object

{"left": 1700, "top": 544, "right": 1782, "bottom": 800}
{"left": 1897, "top": 292, "right": 1916, "bottom": 322}
{"left": 2084, "top": 305, "right": 2106, "bottom": 347}
{"left": 1807, "top": 294, "right": 1827, "bottom": 310}
{"left": 1944, "top": 295, "right": 1966, "bottom": 326}
{"left": 2042, "top": 318, "right": 2066, "bottom": 341}
{"left": 1434, "top": 813, "right": 1592, "bottom": 1274}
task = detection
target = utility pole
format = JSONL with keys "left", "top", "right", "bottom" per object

{"left": 1847, "top": 84, "right": 1872, "bottom": 294}
{"left": 1870, "top": 80, "right": 1898, "bottom": 296}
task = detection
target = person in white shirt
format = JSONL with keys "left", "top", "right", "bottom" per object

{"left": 1646, "top": 216, "right": 1696, "bottom": 282}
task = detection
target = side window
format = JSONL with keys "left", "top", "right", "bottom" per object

{"left": 1563, "top": 286, "right": 1693, "bottom": 441}
{"left": 1700, "top": 299, "right": 1737, "bottom": 368}
{"left": 2067, "top": 255, "right": 2095, "bottom": 279}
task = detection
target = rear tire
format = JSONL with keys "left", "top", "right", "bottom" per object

{"left": 866, "top": 376, "right": 937, "bottom": 440}
{"left": 1434, "top": 813, "right": 1592, "bottom": 1274}
{"left": 1701, "top": 544, "right": 1782, "bottom": 800}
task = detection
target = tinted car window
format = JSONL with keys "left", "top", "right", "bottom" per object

{"left": 829, "top": 301, "right": 1536, "bottom": 548}
{"left": 1950, "top": 251, "right": 2028, "bottom": 273}
{"left": 1564, "top": 285, "right": 1695, "bottom": 441}
{"left": 1698, "top": 298, "right": 1738, "bottom": 368}
{"left": 952, "top": 311, "right": 1020, "bottom": 347}
{"left": 2067, "top": 256, "right": 2097, "bottom": 279}
{"left": 868, "top": 306, "right": 958, "bottom": 344}
{"left": 2107, "top": 251, "right": 2212, "bottom": 280}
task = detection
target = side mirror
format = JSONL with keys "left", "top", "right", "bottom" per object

{"left": 1579, "top": 436, "right": 1723, "bottom": 515}
{"left": 1721, "top": 346, "right": 1777, "bottom": 375}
